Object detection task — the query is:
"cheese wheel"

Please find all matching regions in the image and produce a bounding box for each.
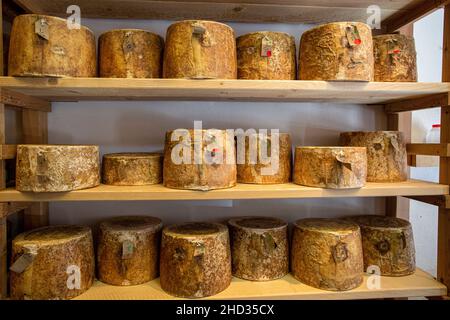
[293,147,367,189]
[97,216,163,286]
[163,20,237,79]
[237,133,292,184]
[160,222,231,298]
[228,217,288,281]
[373,34,417,82]
[102,153,163,186]
[299,22,374,81]
[163,129,237,191]
[8,14,96,77]
[340,131,407,182]
[237,31,296,80]
[99,29,163,78]
[10,225,94,300]
[344,215,415,276]
[291,218,364,291]
[16,145,100,192]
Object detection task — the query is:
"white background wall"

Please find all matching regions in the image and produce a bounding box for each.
[13,13,440,275]
[410,9,443,276]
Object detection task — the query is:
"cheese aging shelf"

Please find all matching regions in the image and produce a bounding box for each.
[75,269,446,300]
[0,180,447,202]
[1,0,450,301]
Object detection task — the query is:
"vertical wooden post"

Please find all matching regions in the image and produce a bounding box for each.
[22,110,49,230]
[0,103,7,299]
[386,113,412,219]
[385,24,413,220]
[0,0,8,299]
[438,4,450,296]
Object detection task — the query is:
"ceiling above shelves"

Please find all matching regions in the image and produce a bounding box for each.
[0,180,447,202]
[1,77,450,104]
[12,0,446,32]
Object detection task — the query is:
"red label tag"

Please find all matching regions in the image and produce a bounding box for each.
[261,36,273,57]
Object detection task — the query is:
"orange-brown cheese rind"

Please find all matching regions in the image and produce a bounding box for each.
[97,216,163,286]
[160,222,232,298]
[228,216,289,281]
[10,225,95,300]
[291,218,364,291]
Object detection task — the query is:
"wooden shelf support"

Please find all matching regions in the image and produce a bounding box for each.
[383,0,450,33]
[0,88,51,112]
[0,144,16,160]
[407,143,450,157]
[384,93,449,113]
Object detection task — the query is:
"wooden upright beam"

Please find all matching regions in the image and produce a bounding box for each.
[386,112,411,220]
[438,4,450,296]
[0,0,8,299]
[385,22,414,221]
[21,109,49,230]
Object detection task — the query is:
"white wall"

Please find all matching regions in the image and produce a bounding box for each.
[409,9,444,276]
[47,19,387,228]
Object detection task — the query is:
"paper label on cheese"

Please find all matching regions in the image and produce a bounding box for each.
[10,253,36,273]
[122,240,134,259]
[345,25,361,47]
[261,36,273,57]
[387,41,402,55]
[35,19,49,40]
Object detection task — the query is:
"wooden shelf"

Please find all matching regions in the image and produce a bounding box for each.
[12,0,430,28]
[1,77,450,104]
[0,180,447,202]
[74,268,446,300]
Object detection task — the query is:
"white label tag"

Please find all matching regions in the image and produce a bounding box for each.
[122,240,134,259]
[35,19,49,40]
[261,37,273,57]
[10,253,36,273]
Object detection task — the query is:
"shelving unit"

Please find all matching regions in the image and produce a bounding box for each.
[1,0,450,300]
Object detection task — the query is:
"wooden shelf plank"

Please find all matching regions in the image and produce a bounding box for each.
[1,77,450,104]
[0,180,447,202]
[13,0,416,24]
[74,268,446,300]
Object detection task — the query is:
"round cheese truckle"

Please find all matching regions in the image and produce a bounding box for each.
[291,218,364,291]
[16,145,100,192]
[340,131,408,182]
[102,153,163,186]
[10,225,95,300]
[293,146,367,189]
[299,22,374,81]
[160,222,231,298]
[97,216,163,286]
[344,215,415,276]
[237,31,296,80]
[228,216,289,281]
[163,20,237,79]
[237,132,292,184]
[163,129,237,191]
[99,29,163,78]
[373,34,417,82]
[9,14,96,77]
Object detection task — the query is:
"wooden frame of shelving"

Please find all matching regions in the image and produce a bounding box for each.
[1,0,450,300]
